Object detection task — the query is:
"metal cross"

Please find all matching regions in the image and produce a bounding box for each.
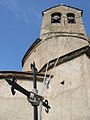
[31,62,38,120]
[5,62,51,120]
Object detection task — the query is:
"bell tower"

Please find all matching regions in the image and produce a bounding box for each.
[40,5,87,40]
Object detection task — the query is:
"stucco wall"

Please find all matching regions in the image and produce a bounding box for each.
[0,79,42,120]
[40,54,90,120]
[22,36,88,72]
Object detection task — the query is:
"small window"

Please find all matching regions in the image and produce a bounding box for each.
[51,12,62,23]
[67,13,76,23]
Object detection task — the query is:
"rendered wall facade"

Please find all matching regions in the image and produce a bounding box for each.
[0,5,90,120]
[22,5,90,120]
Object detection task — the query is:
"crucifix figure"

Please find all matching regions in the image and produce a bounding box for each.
[5,62,51,120]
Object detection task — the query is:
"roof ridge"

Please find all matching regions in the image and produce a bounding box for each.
[42,4,83,16]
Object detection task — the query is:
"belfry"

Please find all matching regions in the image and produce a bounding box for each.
[0,5,90,120]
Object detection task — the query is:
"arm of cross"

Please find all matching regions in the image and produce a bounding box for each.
[5,78,51,112]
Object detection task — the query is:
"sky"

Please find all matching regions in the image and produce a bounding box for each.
[0,0,90,71]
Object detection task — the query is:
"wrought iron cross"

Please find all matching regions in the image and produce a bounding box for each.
[31,62,38,120]
[5,62,51,120]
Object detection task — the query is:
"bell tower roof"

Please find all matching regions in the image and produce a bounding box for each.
[42,4,83,16]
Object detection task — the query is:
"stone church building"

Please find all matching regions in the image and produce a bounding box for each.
[0,4,90,120]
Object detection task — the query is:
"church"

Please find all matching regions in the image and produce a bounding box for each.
[0,4,90,120]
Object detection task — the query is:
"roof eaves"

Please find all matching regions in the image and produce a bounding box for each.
[42,4,83,16]
[0,71,53,81]
[22,38,42,67]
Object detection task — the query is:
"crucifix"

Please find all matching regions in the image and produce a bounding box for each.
[5,62,51,120]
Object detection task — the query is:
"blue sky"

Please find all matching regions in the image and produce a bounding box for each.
[0,0,90,71]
